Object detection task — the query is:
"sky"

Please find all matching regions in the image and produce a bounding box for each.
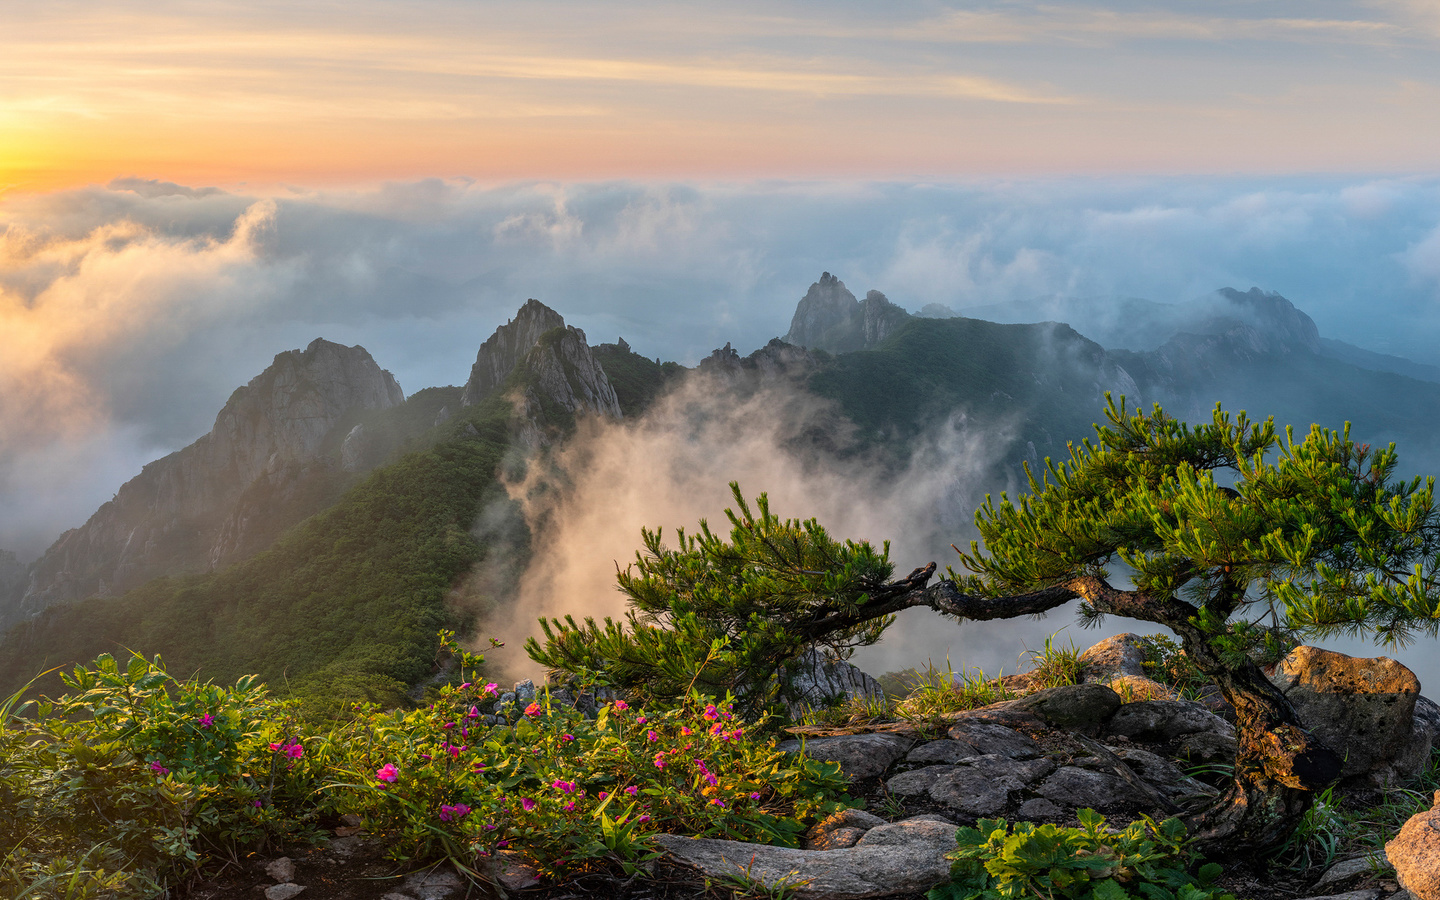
[4,2,1440,675]
[3,1,1440,190]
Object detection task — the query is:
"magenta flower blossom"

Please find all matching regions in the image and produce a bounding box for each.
[598,791,609,800]
[376,763,399,783]
[198,713,214,729]
[612,700,629,711]
[443,721,456,729]
[268,742,281,751]
[149,761,169,774]
[563,801,577,812]
[680,726,692,736]
[561,734,575,742]
[484,683,499,695]
[521,797,536,811]
[551,779,576,793]
[705,773,719,786]
[646,730,659,742]
[750,792,761,800]
[636,716,647,725]
[467,706,480,718]
[524,702,541,717]
[286,743,304,759]
[638,815,651,823]
[703,704,719,721]
[653,752,667,769]
[438,803,472,822]
[459,682,472,690]
[625,785,639,796]
[711,799,726,807]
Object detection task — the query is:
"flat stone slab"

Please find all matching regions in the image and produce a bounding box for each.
[1105,701,1234,742]
[778,733,915,780]
[945,722,1043,760]
[887,765,1018,816]
[1036,766,1146,809]
[655,822,956,900]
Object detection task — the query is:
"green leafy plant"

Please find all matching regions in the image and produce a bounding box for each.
[927,809,1235,900]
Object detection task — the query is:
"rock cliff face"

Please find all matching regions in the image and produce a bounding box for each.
[8,339,403,628]
[460,299,567,407]
[783,274,915,355]
[463,300,622,449]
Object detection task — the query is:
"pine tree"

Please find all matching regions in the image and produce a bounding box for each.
[531,398,1440,852]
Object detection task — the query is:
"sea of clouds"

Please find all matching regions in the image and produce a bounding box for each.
[3,175,1440,561]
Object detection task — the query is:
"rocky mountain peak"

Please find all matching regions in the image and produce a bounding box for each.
[784,272,860,348]
[1210,287,1321,354]
[461,299,568,406]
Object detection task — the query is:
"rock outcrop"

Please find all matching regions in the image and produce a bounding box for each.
[782,649,885,719]
[782,273,912,354]
[10,340,403,627]
[458,299,621,449]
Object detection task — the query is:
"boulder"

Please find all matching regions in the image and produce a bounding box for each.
[887,765,1015,816]
[1105,700,1234,743]
[1011,683,1122,734]
[1036,766,1148,809]
[1017,797,1064,819]
[1079,633,1148,683]
[1174,731,1238,765]
[778,733,914,781]
[1273,646,1421,785]
[1388,792,1440,900]
[1114,747,1214,800]
[1312,853,1393,892]
[785,649,885,719]
[943,722,1044,760]
[1104,674,1180,702]
[265,858,297,883]
[655,819,956,900]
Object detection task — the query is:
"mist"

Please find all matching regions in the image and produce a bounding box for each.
[5,175,1440,557]
[469,371,1133,684]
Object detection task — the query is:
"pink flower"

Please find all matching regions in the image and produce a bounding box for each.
[376,763,399,783]
[459,682,472,690]
[524,702,541,717]
[467,706,480,719]
[705,773,718,786]
[439,803,471,822]
[268,742,281,751]
[286,743,304,759]
[149,761,169,774]
[703,704,718,721]
[484,683,499,695]
[443,721,456,729]
[711,799,726,807]
[612,700,629,711]
[551,779,576,794]
[521,798,536,812]
[636,716,647,725]
[561,734,575,742]
[599,791,609,800]
[563,801,577,812]
[198,713,214,729]
[624,785,639,797]
[653,752,666,769]
[750,792,761,800]
[638,815,651,823]
[646,730,659,742]
[680,726,692,736]
[710,723,725,736]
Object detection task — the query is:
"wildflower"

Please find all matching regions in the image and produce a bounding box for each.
[551,779,576,794]
[563,801,577,812]
[268,742,282,751]
[711,799,726,807]
[420,754,432,761]
[613,699,629,711]
[459,682,472,690]
[253,799,263,807]
[484,683,499,695]
[680,726,692,736]
[484,823,497,831]
[646,730,659,742]
[467,706,480,718]
[637,815,651,824]
[524,702,541,717]
[710,723,725,736]
[703,704,719,721]
[636,716,647,725]
[149,761,169,775]
[443,721,456,729]
[653,752,667,769]
[561,734,575,742]
[439,803,472,822]
[625,785,639,797]
[376,763,399,783]
[448,744,464,759]
[286,743,304,759]
[198,712,215,729]
[521,798,536,811]
[705,773,718,786]
[599,791,609,800]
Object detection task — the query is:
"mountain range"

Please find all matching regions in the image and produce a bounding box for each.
[5,276,1440,700]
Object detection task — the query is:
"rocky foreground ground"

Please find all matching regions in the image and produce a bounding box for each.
[186,635,1440,900]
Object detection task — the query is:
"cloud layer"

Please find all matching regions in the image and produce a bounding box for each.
[3,176,1440,555]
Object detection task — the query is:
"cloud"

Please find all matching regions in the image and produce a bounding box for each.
[3,175,1440,559]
